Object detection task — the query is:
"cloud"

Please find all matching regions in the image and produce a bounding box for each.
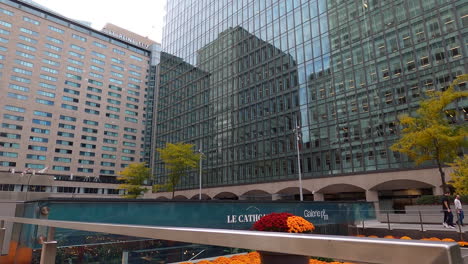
[33,0,165,42]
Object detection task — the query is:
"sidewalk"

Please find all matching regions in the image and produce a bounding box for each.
[363,219,468,232]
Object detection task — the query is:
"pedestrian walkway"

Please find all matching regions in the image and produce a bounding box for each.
[363,219,468,232]
[360,219,468,263]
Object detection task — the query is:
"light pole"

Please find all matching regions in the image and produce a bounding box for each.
[198,149,204,200]
[293,119,303,201]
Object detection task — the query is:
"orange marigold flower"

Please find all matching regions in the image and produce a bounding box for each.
[400,236,412,240]
[247,251,260,258]
[230,260,247,264]
[287,216,315,233]
[309,260,325,264]
[230,254,250,263]
[212,256,231,264]
[458,241,468,247]
[429,237,441,241]
[245,251,261,264]
[383,235,395,239]
[442,238,456,242]
[196,261,212,264]
[248,258,261,264]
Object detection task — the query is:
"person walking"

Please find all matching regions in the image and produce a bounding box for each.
[455,195,464,226]
[442,191,455,228]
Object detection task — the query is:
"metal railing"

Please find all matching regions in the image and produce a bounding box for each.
[372,209,465,232]
[0,216,464,264]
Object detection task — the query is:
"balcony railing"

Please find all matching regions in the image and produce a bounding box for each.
[0,216,463,264]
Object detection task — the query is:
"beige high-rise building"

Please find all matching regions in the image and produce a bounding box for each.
[0,0,160,199]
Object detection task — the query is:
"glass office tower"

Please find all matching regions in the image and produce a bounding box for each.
[155,0,467,190]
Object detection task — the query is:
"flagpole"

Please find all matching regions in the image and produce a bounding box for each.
[295,119,303,201]
[198,149,204,200]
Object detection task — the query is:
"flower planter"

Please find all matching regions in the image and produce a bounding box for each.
[259,251,309,264]
[253,213,315,264]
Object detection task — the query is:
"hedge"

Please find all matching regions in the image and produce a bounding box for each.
[415,195,468,205]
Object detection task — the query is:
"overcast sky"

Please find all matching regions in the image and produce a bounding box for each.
[32,0,166,43]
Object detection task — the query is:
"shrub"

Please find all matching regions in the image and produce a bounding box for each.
[311,257,335,262]
[415,195,468,205]
[415,195,440,205]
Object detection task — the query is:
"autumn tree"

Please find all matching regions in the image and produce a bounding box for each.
[450,155,468,195]
[154,142,201,198]
[117,162,151,198]
[391,74,468,192]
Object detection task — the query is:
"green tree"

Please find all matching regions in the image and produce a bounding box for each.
[391,74,468,192]
[117,162,151,198]
[450,155,468,195]
[154,142,201,198]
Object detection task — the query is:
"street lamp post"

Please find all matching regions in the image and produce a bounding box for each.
[294,119,303,202]
[198,149,204,200]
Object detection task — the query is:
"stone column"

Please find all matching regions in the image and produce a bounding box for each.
[365,190,378,202]
[239,194,249,201]
[366,190,381,221]
[433,186,444,196]
[271,194,281,201]
[313,192,324,201]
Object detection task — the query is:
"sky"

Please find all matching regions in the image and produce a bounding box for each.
[32,0,166,43]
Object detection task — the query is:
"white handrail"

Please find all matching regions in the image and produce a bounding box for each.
[0,216,463,264]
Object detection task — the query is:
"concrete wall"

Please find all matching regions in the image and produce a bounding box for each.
[146,168,445,203]
[0,167,448,203]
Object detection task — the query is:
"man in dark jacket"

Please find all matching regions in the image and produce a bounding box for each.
[442,191,455,228]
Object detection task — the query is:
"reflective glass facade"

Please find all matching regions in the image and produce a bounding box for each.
[155,0,468,189]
